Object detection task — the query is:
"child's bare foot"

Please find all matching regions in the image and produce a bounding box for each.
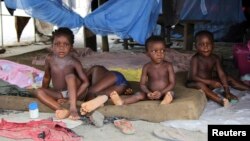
[57,98,68,105]
[222,98,231,108]
[80,95,108,115]
[110,91,123,105]
[160,91,174,105]
[68,108,80,120]
[55,109,70,119]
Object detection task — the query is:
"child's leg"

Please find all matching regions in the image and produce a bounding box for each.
[110,91,146,105]
[35,88,70,119]
[35,88,63,110]
[65,74,80,120]
[186,81,229,107]
[227,75,250,90]
[99,84,128,97]
[160,91,174,105]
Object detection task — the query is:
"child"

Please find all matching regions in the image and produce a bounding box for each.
[86,65,132,100]
[35,27,89,120]
[110,36,176,105]
[80,65,132,115]
[186,30,250,107]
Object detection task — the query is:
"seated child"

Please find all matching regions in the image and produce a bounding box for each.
[35,27,89,120]
[110,35,176,105]
[186,30,250,107]
[80,65,132,115]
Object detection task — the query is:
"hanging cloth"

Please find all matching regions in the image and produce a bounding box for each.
[4,0,161,44]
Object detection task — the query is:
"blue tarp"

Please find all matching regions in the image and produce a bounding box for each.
[180,0,245,24]
[4,0,84,30]
[4,0,246,42]
[84,0,161,44]
[5,0,161,44]
[180,0,246,40]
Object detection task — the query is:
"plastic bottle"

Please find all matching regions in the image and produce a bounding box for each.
[29,102,39,119]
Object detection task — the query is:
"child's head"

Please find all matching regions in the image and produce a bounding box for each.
[51,27,74,58]
[194,30,214,57]
[145,36,166,64]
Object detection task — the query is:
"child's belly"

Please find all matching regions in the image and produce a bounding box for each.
[51,76,67,91]
[148,81,168,92]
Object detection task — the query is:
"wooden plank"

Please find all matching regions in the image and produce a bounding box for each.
[102,36,109,52]
[84,27,97,51]
[183,22,194,51]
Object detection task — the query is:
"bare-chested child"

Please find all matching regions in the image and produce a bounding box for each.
[35,27,89,120]
[186,30,250,107]
[110,36,176,105]
[80,65,132,115]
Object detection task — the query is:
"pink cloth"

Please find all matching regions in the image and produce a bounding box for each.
[0,59,43,88]
[0,119,82,141]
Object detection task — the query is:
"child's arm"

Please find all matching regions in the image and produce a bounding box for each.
[161,63,176,94]
[215,56,230,93]
[74,60,89,97]
[42,56,51,88]
[140,64,151,94]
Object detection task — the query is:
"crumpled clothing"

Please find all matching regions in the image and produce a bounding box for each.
[0,119,82,141]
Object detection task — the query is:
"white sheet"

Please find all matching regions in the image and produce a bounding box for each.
[161,88,250,133]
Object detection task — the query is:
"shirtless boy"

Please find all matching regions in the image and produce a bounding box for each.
[35,27,89,120]
[186,30,250,107]
[110,36,176,105]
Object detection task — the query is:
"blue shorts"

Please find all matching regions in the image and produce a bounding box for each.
[112,71,128,86]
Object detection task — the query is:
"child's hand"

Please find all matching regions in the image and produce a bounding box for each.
[57,98,68,105]
[152,91,162,100]
[147,91,162,100]
[147,92,155,100]
[210,80,222,88]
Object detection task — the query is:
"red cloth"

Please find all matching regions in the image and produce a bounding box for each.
[0,119,82,141]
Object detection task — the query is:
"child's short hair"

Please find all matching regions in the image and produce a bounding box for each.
[195,30,214,43]
[52,27,74,45]
[145,35,166,51]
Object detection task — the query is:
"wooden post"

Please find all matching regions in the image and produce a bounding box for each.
[102,36,109,52]
[83,0,99,51]
[183,22,194,51]
[83,0,109,52]
[84,27,97,51]
[98,0,109,52]
[123,39,128,50]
